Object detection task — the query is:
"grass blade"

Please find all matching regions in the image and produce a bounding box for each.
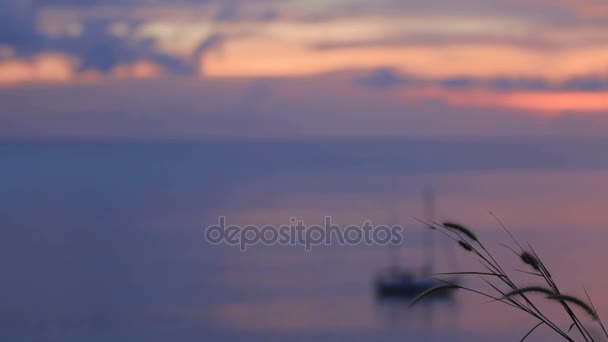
[521,321,544,342]
[410,284,460,307]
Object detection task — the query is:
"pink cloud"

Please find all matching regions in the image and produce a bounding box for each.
[111,60,165,80]
[555,0,608,17]
[0,55,167,86]
[0,53,79,86]
[401,87,608,114]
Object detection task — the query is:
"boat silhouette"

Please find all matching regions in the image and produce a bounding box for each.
[375,187,458,298]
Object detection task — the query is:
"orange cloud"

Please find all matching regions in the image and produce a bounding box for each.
[0,53,79,85]
[403,87,608,114]
[0,54,166,86]
[204,39,608,79]
[501,92,608,112]
[556,0,608,17]
[80,69,105,82]
[111,60,165,79]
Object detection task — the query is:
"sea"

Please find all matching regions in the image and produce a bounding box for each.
[1,138,608,341]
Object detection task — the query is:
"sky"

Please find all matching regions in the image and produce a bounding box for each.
[2,0,608,139]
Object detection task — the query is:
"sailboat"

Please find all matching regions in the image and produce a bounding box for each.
[375,187,458,298]
[375,268,445,297]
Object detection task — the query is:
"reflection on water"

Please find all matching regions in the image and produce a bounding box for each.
[1,140,607,341]
[375,296,459,331]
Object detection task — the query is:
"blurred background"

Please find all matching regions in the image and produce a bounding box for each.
[2,0,608,341]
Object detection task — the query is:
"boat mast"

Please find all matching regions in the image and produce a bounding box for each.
[422,186,436,275]
[389,209,400,272]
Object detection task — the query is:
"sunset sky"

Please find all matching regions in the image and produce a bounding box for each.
[2,0,608,139]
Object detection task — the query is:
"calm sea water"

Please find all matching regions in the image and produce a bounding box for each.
[1,139,608,341]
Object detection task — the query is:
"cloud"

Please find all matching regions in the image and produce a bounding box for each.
[498,92,608,112]
[2,0,608,85]
[489,77,551,91]
[553,0,608,18]
[111,60,165,79]
[0,53,79,85]
[194,34,225,75]
[0,1,235,80]
[439,77,476,89]
[353,68,608,113]
[42,19,193,74]
[355,68,608,93]
[215,0,240,21]
[0,52,168,86]
[559,75,608,91]
[356,67,412,88]
[397,86,608,114]
[0,3,202,76]
[204,35,608,79]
